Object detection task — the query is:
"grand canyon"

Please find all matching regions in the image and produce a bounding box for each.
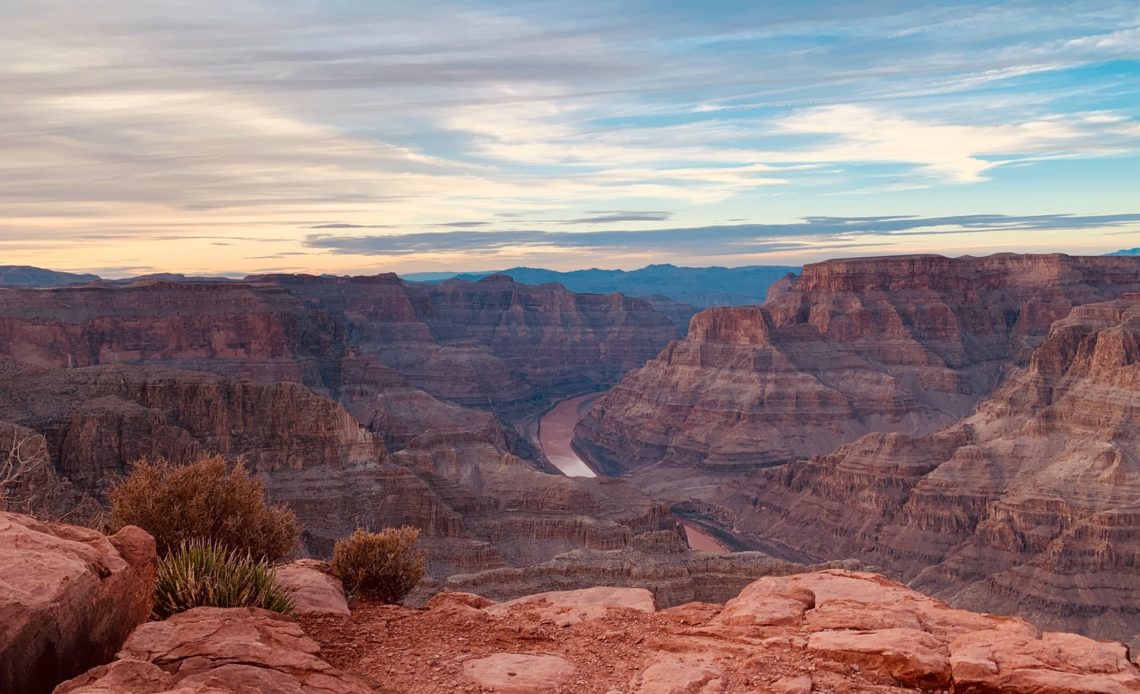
[3,252,1140,692]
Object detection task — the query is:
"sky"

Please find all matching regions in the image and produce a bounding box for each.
[2,0,1139,276]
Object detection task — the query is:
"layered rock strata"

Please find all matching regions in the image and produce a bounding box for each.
[722,295,1140,643]
[577,254,1140,471]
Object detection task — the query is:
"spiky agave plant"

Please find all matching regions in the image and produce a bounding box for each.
[153,538,294,619]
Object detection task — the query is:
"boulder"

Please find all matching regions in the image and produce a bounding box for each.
[713,576,815,628]
[950,629,1140,693]
[275,560,350,617]
[55,606,371,693]
[0,512,156,694]
[807,627,952,689]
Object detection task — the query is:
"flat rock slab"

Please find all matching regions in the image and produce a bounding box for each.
[462,653,576,693]
[635,659,723,693]
[275,560,350,616]
[56,606,371,694]
[484,585,656,621]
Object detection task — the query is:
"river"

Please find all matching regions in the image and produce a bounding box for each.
[536,393,729,553]
[536,393,599,478]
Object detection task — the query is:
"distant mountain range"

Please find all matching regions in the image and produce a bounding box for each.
[0,266,99,287]
[403,264,800,307]
[1111,248,1140,256]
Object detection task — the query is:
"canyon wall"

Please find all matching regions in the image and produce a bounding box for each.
[0,275,679,575]
[724,295,1140,642]
[576,254,1140,472]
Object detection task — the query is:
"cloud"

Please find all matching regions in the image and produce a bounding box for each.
[307,223,396,229]
[304,213,1140,256]
[2,1,1139,273]
[561,211,673,224]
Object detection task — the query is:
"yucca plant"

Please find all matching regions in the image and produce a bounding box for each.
[153,538,295,619]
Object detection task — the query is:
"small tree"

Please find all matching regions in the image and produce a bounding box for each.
[0,427,50,512]
[332,527,425,603]
[109,454,299,561]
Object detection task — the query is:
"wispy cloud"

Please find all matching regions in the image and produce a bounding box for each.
[2,1,1139,273]
[305,213,1140,256]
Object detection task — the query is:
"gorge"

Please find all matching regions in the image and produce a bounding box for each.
[2,253,1139,661]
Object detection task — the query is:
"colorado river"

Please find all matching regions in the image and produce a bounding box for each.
[537,393,730,553]
[537,393,599,478]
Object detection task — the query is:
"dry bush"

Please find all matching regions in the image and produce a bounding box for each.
[0,426,50,512]
[109,454,299,561]
[153,538,294,619]
[332,527,425,603]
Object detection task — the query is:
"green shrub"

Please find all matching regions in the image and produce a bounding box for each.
[109,454,299,561]
[332,527,425,603]
[153,538,294,619]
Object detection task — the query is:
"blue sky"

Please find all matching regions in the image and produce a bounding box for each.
[2,0,1138,275]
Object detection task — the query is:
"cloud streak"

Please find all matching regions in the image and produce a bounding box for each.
[2,1,1138,273]
[305,213,1140,256]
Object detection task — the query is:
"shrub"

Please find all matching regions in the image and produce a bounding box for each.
[153,538,294,619]
[332,527,425,603]
[109,454,299,561]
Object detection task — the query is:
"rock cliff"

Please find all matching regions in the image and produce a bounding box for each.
[675,295,1140,643]
[576,254,1140,472]
[0,274,680,574]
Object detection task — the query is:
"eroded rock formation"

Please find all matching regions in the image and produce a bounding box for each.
[725,295,1140,643]
[577,254,1140,472]
[0,513,156,694]
[55,607,372,694]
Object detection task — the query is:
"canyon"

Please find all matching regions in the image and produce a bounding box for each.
[2,252,1139,657]
[574,253,1140,644]
[0,273,679,577]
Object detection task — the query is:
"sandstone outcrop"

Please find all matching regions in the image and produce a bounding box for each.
[302,569,1140,693]
[577,253,1140,472]
[55,607,372,694]
[702,295,1140,643]
[0,512,156,694]
[275,560,351,617]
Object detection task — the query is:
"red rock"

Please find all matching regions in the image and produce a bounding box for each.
[807,628,952,688]
[0,513,156,694]
[713,576,815,627]
[57,607,371,694]
[275,560,350,617]
[950,629,1140,693]
[634,658,722,693]
[461,653,576,693]
[483,585,656,621]
[427,591,495,610]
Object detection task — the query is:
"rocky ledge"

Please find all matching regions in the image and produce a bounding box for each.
[303,569,1140,693]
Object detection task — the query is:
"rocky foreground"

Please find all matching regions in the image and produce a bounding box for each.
[6,511,1140,693]
[57,570,1140,693]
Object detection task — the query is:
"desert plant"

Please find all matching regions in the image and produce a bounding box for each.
[332,526,425,603]
[152,538,294,619]
[108,454,299,560]
[0,426,50,512]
